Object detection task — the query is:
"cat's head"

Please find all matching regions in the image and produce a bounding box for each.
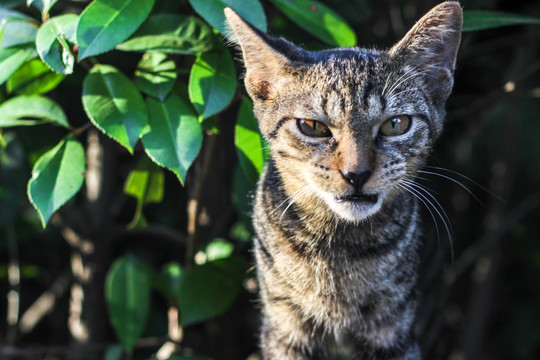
[225,2,462,222]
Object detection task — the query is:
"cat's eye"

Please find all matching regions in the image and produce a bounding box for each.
[297,119,332,138]
[379,115,411,137]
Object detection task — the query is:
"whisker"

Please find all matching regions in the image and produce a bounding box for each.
[271,185,308,215]
[400,180,454,259]
[278,185,311,224]
[424,166,506,203]
[397,183,441,244]
[418,170,483,206]
[402,179,453,235]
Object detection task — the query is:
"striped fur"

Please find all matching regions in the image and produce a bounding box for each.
[225,2,462,359]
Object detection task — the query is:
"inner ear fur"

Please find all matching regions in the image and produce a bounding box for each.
[388,1,463,103]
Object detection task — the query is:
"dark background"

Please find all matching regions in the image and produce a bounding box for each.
[1,0,539,359]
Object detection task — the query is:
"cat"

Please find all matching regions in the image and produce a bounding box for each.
[225,2,462,359]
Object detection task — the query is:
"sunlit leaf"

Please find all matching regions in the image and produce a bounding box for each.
[82,64,147,153]
[142,95,203,185]
[235,97,266,184]
[177,256,244,326]
[189,48,236,121]
[269,0,356,46]
[135,52,176,101]
[27,135,85,227]
[0,17,37,49]
[123,155,165,228]
[105,253,151,355]
[463,10,540,31]
[76,0,155,60]
[117,14,215,54]
[188,0,266,34]
[0,48,31,85]
[205,238,234,262]
[35,14,77,74]
[7,59,64,94]
[27,0,59,16]
[0,95,69,128]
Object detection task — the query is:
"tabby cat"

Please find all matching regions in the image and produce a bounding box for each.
[225,2,462,359]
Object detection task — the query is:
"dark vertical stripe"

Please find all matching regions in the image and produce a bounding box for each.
[268,117,290,139]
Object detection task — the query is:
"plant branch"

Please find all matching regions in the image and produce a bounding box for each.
[185,131,218,269]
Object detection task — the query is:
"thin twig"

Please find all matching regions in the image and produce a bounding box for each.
[19,270,72,334]
[6,221,19,345]
[185,132,218,269]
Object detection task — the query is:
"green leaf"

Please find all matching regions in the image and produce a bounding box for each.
[235,97,266,184]
[153,262,183,301]
[205,238,234,262]
[104,344,124,360]
[142,95,203,185]
[123,155,165,228]
[177,256,244,326]
[0,8,33,22]
[36,14,77,74]
[463,10,540,31]
[105,254,152,355]
[116,14,215,54]
[0,95,69,128]
[7,59,65,95]
[188,49,236,121]
[269,0,356,46]
[135,52,176,101]
[0,48,31,86]
[82,64,148,153]
[27,134,85,227]
[231,164,255,226]
[28,0,59,16]
[76,0,155,60]
[188,0,266,35]
[0,18,37,49]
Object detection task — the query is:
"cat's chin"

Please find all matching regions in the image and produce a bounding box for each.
[320,191,386,222]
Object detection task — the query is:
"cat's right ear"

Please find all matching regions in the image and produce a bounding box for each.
[224,8,295,101]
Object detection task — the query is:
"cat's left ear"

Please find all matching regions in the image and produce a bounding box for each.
[389,2,462,104]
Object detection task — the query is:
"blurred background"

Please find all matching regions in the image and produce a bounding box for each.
[0,0,539,359]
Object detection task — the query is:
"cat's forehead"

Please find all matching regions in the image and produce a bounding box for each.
[292,49,389,125]
[310,48,385,77]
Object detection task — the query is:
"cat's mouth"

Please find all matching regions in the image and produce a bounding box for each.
[335,193,379,204]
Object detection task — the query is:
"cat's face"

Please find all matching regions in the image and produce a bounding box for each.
[225,2,462,222]
[255,52,438,221]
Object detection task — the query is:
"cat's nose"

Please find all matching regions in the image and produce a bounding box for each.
[340,170,372,191]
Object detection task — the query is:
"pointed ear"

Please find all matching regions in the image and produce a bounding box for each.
[388,2,462,104]
[224,7,300,101]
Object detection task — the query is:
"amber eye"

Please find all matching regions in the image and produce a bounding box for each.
[379,115,412,137]
[297,119,332,138]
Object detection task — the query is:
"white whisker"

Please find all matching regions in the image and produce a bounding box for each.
[423,166,506,203]
[278,185,311,224]
[400,179,454,259]
[418,169,483,206]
